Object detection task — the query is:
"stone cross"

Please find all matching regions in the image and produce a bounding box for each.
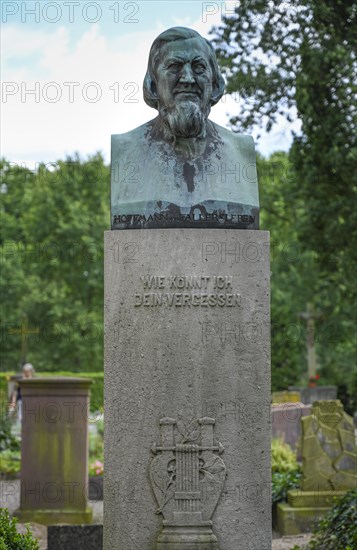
[298,302,322,380]
[8,314,39,365]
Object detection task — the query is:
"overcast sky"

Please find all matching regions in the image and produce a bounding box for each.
[1,1,301,168]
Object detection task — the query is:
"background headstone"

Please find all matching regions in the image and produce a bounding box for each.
[288,386,337,405]
[14,377,93,524]
[276,399,356,535]
[272,391,301,403]
[271,403,312,458]
[300,400,356,491]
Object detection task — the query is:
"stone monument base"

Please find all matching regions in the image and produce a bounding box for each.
[47,524,103,550]
[275,489,346,535]
[14,508,93,526]
[157,522,218,549]
[104,229,271,550]
[16,378,93,527]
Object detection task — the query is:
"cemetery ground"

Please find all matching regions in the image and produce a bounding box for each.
[0,479,314,550]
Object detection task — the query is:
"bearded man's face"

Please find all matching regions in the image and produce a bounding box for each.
[154,38,213,138]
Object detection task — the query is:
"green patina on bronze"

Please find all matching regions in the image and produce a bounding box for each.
[111,27,259,230]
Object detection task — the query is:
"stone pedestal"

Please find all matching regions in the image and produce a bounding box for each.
[15,377,93,525]
[104,229,271,550]
[47,525,103,550]
[276,489,346,535]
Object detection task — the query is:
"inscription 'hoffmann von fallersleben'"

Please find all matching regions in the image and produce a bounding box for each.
[134,274,241,307]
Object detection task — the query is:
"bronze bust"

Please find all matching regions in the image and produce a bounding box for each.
[111,27,259,229]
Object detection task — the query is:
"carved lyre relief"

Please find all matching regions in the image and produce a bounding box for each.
[149,417,226,549]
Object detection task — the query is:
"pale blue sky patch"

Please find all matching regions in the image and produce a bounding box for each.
[1,1,298,166]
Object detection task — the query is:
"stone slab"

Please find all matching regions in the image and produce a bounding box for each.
[47,524,103,550]
[288,386,337,405]
[287,489,347,508]
[104,229,271,550]
[88,476,103,501]
[15,377,93,524]
[276,502,330,536]
[272,391,301,404]
[14,508,93,526]
[271,403,311,458]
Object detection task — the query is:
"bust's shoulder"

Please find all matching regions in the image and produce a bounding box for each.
[111,119,155,145]
[210,121,255,152]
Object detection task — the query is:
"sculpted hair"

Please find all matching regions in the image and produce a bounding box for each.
[143,27,225,109]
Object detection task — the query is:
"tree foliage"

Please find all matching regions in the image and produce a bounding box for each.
[212,1,356,397]
[0,151,355,402]
[308,489,357,549]
[1,3,356,392]
[0,156,109,372]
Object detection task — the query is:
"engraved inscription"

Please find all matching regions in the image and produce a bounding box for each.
[134,275,241,308]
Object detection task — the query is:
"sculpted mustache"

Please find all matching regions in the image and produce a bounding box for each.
[174,87,201,95]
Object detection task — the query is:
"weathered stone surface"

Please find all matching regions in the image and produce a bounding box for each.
[14,378,93,525]
[276,400,357,534]
[301,434,322,460]
[301,415,318,438]
[288,386,337,405]
[88,476,103,501]
[320,438,342,460]
[341,413,354,430]
[316,423,341,446]
[47,524,103,550]
[338,428,355,452]
[330,471,357,489]
[287,489,346,508]
[272,391,301,403]
[333,451,356,472]
[104,229,271,550]
[300,400,357,491]
[276,502,330,536]
[301,474,332,492]
[271,403,311,459]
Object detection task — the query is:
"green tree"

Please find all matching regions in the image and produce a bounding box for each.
[0,161,35,369]
[212,1,357,395]
[257,151,316,389]
[0,155,109,373]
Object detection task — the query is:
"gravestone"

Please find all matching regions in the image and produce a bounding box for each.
[271,403,311,458]
[14,377,93,524]
[288,385,337,405]
[104,27,271,549]
[276,400,357,534]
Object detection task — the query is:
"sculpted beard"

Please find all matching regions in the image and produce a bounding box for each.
[159,100,210,138]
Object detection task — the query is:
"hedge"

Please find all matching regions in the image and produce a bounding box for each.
[0,371,103,413]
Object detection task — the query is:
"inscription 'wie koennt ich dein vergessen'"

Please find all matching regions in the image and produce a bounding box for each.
[134,275,241,307]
